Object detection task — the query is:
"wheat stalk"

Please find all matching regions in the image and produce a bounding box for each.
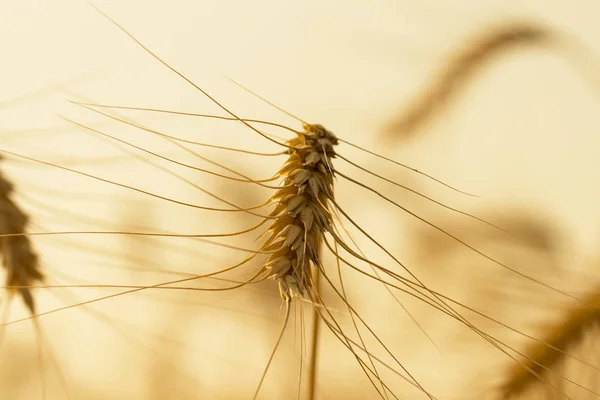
[384,24,553,140]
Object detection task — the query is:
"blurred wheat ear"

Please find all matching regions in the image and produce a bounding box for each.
[384,23,553,140]
[0,156,43,313]
[500,284,600,399]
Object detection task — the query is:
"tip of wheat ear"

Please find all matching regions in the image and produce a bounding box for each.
[0,162,43,314]
[257,124,337,300]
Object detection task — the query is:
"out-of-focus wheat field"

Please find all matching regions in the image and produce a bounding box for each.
[1,1,599,399]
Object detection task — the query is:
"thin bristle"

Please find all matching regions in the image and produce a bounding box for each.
[0,156,43,313]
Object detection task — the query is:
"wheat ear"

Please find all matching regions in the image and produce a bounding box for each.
[0,156,43,314]
[257,124,337,300]
[247,124,337,399]
[500,287,600,398]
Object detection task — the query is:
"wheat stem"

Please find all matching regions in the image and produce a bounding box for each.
[307,267,321,400]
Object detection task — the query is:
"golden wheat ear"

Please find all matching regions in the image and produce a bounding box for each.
[0,156,43,314]
[500,285,600,399]
[0,157,57,398]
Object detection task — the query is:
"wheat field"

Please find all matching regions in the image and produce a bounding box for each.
[1,1,600,399]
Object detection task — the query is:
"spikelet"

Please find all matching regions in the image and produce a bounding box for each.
[257,124,337,300]
[0,156,43,313]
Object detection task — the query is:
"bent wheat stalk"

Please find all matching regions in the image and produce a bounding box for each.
[385,24,553,139]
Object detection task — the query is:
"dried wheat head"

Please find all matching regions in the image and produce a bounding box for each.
[258,124,337,300]
[0,158,43,313]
